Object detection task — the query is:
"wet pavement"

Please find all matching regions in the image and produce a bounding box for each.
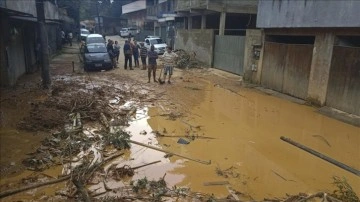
[0,36,359,201]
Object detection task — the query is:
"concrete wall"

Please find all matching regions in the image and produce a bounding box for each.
[0,16,10,86]
[257,0,360,28]
[2,21,27,86]
[3,0,37,16]
[243,29,262,82]
[126,10,147,28]
[307,33,335,105]
[44,1,60,20]
[46,24,61,55]
[176,0,258,13]
[174,29,214,66]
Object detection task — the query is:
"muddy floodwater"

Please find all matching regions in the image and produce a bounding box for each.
[1,37,359,201]
[140,79,360,199]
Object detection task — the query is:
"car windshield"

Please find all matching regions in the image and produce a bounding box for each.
[150,39,163,45]
[81,30,90,34]
[87,37,104,44]
[121,28,127,31]
[86,44,107,53]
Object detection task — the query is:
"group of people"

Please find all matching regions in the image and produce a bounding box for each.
[117,38,178,84]
[60,30,73,46]
[106,39,121,68]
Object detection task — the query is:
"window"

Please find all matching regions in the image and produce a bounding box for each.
[150,39,163,45]
[86,44,107,53]
[87,37,105,44]
[266,35,315,44]
[81,30,90,34]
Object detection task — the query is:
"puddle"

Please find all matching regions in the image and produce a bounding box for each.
[1,72,359,201]
[87,106,185,194]
[145,82,360,200]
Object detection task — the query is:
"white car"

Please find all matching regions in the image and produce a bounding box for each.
[80,28,90,41]
[144,37,167,55]
[86,34,105,44]
[120,28,138,38]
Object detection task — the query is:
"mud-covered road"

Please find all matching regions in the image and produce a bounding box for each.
[0,36,359,201]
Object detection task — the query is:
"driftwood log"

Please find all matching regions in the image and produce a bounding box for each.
[0,175,70,198]
[280,136,360,176]
[0,153,124,199]
[128,140,211,165]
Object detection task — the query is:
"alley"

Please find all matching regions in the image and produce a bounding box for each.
[0,36,358,201]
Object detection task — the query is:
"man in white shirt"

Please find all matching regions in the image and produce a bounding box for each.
[61,30,65,45]
[160,46,178,84]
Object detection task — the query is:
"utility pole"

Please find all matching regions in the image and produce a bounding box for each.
[96,3,100,34]
[35,0,51,88]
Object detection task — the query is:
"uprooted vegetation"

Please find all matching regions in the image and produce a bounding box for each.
[174,49,206,69]
[17,79,134,131]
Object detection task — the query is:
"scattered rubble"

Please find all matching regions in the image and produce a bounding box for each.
[174,49,205,69]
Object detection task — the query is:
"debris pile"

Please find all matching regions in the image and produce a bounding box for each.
[174,49,204,69]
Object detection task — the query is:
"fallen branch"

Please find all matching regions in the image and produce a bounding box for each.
[86,152,124,182]
[128,140,211,165]
[0,175,70,198]
[132,160,161,170]
[100,113,109,128]
[203,181,229,186]
[298,192,342,202]
[157,134,216,140]
[280,136,360,176]
[271,170,287,181]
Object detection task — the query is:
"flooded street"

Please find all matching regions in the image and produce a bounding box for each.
[146,79,360,199]
[0,36,359,201]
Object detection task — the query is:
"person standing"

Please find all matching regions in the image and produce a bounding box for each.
[132,40,140,68]
[114,41,120,64]
[67,31,73,46]
[160,46,178,84]
[61,30,65,45]
[123,40,133,70]
[147,45,158,83]
[107,40,116,68]
[139,42,147,70]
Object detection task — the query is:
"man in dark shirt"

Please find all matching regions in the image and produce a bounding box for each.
[147,45,158,83]
[106,40,116,68]
[123,40,133,70]
[139,42,147,70]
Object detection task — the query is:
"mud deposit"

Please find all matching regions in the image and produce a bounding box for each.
[0,38,359,201]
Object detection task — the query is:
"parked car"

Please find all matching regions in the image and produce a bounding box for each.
[144,37,167,55]
[86,34,105,44]
[120,27,138,38]
[83,43,112,71]
[145,35,160,39]
[80,28,90,41]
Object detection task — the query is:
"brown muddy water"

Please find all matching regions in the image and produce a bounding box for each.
[1,75,359,201]
[85,79,360,200]
[143,81,360,199]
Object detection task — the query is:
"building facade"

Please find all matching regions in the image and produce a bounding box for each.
[146,0,177,47]
[249,0,360,116]
[0,0,74,86]
[173,0,259,72]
